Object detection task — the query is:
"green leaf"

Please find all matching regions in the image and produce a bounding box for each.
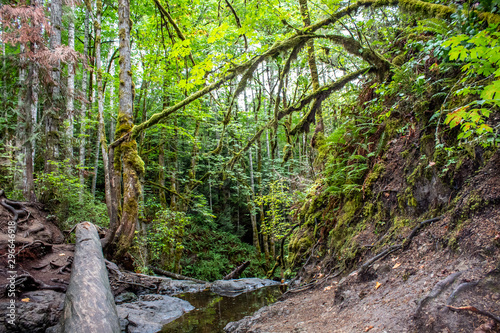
[480,80,500,100]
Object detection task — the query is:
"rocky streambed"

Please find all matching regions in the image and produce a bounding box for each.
[0,277,282,333]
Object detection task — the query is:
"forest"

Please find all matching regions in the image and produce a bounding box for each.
[1,0,499,289]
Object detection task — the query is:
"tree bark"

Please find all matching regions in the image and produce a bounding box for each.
[15,44,26,196]
[103,0,144,261]
[60,222,120,333]
[298,0,324,148]
[79,7,90,201]
[65,5,75,162]
[45,0,62,172]
[95,0,113,220]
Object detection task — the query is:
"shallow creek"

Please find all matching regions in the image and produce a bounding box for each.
[161,285,285,332]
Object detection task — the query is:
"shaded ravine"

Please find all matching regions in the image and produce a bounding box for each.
[161,285,285,332]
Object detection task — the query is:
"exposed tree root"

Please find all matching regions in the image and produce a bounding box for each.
[446,281,479,305]
[415,271,462,315]
[446,305,500,324]
[12,273,67,293]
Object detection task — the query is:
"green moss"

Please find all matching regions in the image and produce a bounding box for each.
[400,149,411,160]
[407,191,417,207]
[432,146,447,168]
[364,163,386,196]
[392,53,406,66]
[373,200,388,222]
[363,202,375,217]
[384,118,402,138]
[478,11,500,25]
[338,195,362,226]
[407,162,425,186]
[119,29,126,41]
[393,216,410,230]
[398,0,454,19]
[122,140,145,175]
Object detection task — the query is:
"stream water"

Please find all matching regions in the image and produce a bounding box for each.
[160,285,285,332]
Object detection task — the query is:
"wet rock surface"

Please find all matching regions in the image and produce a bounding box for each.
[0,290,64,333]
[116,294,194,333]
[211,278,280,297]
[158,278,208,296]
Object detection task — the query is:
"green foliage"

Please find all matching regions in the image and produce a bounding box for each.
[441,25,500,145]
[148,208,190,272]
[180,224,265,281]
[35,161,109,230]
[255,178,294,239]
[320,116,376,197]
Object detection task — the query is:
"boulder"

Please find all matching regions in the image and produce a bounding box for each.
[114,292,138,305]
[211,278,279,297]
[117,294,194,333]
[157,278,208,296]
[0,290,64,333]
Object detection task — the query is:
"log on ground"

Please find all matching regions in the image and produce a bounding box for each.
[59,222,120,333]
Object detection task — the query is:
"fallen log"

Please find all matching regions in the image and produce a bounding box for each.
[224,261,250,280]
[59,222,120,333]
[148,266,209,284]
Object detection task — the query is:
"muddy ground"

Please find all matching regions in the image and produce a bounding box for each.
[227,210,500,332]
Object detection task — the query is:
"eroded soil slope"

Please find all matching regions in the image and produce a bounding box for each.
[226,150,500,333]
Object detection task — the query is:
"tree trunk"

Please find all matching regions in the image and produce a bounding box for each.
[79,7,90,201]
[65,5,75,162]
[15,44,26,195]
[60,222,120,333]
[248,147,261,251]
[170,120,178,210]
[24,62,37,202]
[104,0,144,261]
[298,0,324,147]
[108,47,116,140]
[95,0,112,219]
[91,85,100,199]
[45,0,62,172]
[158,133,167,209]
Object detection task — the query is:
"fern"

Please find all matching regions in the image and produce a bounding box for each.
[408,18,451,36]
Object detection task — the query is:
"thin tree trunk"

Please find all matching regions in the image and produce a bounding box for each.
[248,147,260,252]
[65,5,75,162]
[25,60,38,202]
[108,48,116,139]
[45,0,62,172]
[158,134,166,209]
[79,8,90,201]
[170,121,178,210]
[15,44,26,195]
[91,85,100,198]
[95,0,112,219]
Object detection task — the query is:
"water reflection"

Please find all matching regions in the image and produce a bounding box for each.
[161,285,284,333]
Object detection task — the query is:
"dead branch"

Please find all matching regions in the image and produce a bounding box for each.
[148,266,209,284]
[224,261,250,280]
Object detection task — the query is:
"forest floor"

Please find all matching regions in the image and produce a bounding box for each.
[226,150,500,333]
[227,210,500,332]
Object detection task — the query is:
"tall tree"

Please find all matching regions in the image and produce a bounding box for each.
[65,4,75,161]
[45,0,62,172]
[103,0,144,260]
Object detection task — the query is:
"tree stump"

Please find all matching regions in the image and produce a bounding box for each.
[60,222,120,333]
